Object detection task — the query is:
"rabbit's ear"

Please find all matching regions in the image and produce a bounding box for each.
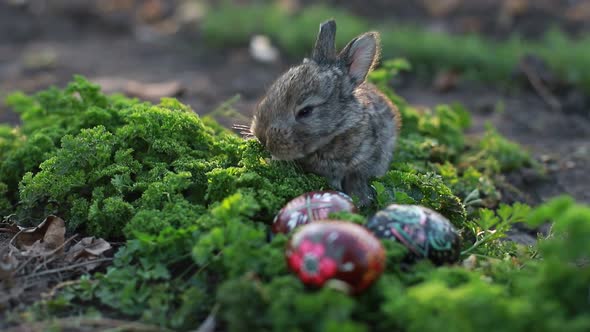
[339,32,380,87]
[311,19,337,64]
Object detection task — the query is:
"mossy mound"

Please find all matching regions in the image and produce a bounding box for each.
[3,77,327,239]
[2,75,588,331]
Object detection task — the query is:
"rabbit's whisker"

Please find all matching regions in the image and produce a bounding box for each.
[232,124,252,130]
[231,123,255,139]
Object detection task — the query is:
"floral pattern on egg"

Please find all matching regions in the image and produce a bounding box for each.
[286,221,385,294]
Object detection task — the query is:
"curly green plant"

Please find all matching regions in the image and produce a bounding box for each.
[3,75,579,332]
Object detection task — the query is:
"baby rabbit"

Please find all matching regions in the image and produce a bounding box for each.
[250,19,401,207]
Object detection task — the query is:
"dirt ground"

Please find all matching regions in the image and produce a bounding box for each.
[0,0,589,324]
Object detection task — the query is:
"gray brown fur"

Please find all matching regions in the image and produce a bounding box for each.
[250,19,401,206]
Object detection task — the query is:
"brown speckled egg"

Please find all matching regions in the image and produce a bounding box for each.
[286,221,385,294]
[366,204,461,265]
[272,191,357,234]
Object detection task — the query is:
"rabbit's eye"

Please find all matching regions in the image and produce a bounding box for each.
[296,106,314,119]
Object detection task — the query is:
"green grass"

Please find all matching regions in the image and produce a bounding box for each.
[202,2,590,91]
[1,73,588,330]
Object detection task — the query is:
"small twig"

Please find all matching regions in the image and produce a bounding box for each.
[8,228,26,249]
[173,263,199,283]
[461,232,497,256]
[520,60,562,111]
[194,250,225,277]
[13,234,80,276]
[31,255,59,274]
[192,304,220,332]
[6,317,174,332]
[42,278,95,299]
[469,253,501,261]
[46,234,79,256]
[20,257,113,280]
[164,251,193,269]
[33,234,80,270]
[11,255,36,276]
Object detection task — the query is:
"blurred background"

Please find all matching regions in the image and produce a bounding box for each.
[0,0,589,202]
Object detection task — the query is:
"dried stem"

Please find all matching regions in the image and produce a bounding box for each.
[520,60,562,111]
[19,257,113,280]
[42,278,95,299]
[13,234,80,276]
[6,317,174,332]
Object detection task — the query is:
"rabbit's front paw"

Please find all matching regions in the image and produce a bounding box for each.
[328,177,344,191]
[343,172,375,207]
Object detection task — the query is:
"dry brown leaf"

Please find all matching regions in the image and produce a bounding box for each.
[125,80,184,99]
[502,0,529,17]
[66,237,112,262]
[421,0,461,17]
[0,222,20,234]
[278,0,301,14]
[91,77,184,100]
[175,0,207,24]
[13,215,65,255]
[89,77,128,94]
[138,0,167,23]
[65,237,112,272]
[43,216,66,251]
[433,70,460,92]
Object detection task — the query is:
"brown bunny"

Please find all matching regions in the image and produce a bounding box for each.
[250,19,401,206]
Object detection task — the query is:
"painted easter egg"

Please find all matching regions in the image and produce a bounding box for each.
[286,221,385,294]
[366,204,461,265]
[272,191,357,234]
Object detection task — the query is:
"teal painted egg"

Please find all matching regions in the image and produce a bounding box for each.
[366,204,461,265]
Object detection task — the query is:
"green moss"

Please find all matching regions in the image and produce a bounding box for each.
[4,76,588,331]
[373,170,466,226]
[462,125,535,173]
[205,140,327,219]
[124,200,206,237]
[10,80,320,237]
[369,60,523,210]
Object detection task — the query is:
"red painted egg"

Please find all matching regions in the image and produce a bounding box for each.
[272,191,357,234]
[286,221,385,294]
